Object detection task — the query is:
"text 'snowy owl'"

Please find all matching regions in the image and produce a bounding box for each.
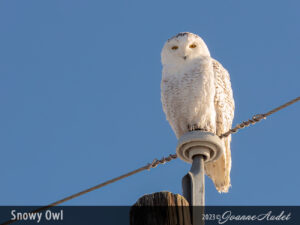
[161,32,235,192]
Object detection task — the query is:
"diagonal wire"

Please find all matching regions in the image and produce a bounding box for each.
[1,96,299,225]
[220,96,300,138]
[1,154,178,225]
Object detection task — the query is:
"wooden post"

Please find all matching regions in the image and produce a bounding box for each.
[130,191,192,225]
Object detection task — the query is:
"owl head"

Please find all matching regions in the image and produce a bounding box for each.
[161,32,210,66]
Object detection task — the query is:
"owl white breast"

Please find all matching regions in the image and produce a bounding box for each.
[161,32,235,192]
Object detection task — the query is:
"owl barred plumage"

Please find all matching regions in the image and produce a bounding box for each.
[161,32,235,192]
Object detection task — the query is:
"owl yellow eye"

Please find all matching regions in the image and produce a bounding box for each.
[171,46,178,50]
[189,44,197,48]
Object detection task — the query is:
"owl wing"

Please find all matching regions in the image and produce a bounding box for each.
[205,59,235,193]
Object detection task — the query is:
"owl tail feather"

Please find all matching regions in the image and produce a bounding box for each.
[205,136,232,193]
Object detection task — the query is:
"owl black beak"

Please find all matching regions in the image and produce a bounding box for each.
[183,56,188,60]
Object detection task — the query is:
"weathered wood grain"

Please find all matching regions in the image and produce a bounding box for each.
[130,191,191,225]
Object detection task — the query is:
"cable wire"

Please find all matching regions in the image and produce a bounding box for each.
[1,154,178,225]
[220,96,300,138]
[1,96,299,225]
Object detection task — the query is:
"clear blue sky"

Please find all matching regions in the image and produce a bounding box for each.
[0,0,299,206]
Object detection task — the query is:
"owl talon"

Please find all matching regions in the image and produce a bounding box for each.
[188,124,208,132]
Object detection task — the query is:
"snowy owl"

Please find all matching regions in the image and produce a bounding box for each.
[161,32,235,192]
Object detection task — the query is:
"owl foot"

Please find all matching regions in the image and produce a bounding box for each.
[188,124,209,132]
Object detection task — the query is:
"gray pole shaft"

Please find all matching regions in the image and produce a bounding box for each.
[191,155,205,225]
[191,155,205,206]
[182,154,205,225]
[178,131,224,225]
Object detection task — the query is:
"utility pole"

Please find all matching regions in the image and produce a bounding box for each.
[178,130,224,225]
[131,131,224,225]
[130,192,191,225]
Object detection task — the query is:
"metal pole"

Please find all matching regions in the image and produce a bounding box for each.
[182,155,205,225]
[191,155,205,206]
[177,131,224,225]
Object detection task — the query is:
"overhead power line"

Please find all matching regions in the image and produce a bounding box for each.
[220,96,300,138]
[1,96,299,225]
